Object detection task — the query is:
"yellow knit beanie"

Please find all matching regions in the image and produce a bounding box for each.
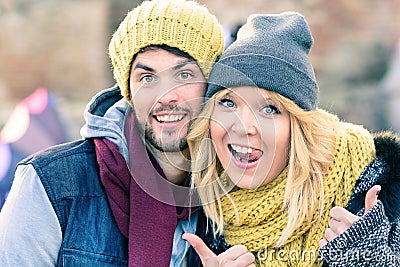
[108,0,225,102]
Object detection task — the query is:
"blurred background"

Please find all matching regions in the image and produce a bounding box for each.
[1,0,399,206]
[1,0,400,137]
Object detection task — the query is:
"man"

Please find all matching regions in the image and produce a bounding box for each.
[0,0,224,266]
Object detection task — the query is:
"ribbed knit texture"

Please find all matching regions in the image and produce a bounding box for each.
[108,0,224,102]
[220,121,375,266]
[206,12,318,111]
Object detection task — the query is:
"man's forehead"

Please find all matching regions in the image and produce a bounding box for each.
[132,56,198,73]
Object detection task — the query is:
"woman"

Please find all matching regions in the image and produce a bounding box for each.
[185,12,400,266]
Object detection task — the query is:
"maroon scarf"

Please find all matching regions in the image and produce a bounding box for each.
[94,114,193,266]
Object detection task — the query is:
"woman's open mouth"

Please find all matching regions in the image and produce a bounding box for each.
[228,144,263,166]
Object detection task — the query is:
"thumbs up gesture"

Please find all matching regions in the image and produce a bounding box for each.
[182,233,256,267]
[364,184,381,213]
[318,185,381,248]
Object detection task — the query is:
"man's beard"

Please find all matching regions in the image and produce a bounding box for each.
[133,110,190,153]
[143,124,189,152]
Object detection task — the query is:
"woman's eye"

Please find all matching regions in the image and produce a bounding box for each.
[141,75,155,84]
[179,72,192,80]
[219,99,235,108]
[262,105,280,115]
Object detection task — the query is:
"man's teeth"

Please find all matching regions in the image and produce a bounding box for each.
[156,115,184,122]
[231,144,253,154]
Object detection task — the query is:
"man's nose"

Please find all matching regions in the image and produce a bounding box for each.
[157,85,180,105]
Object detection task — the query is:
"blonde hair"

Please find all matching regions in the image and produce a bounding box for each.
[187,89,338,246]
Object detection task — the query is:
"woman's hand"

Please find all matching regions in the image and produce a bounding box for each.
[183,233,256,267]
[318,185,381,248]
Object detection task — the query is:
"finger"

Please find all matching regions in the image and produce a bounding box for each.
[182,233,217,266]
[235,252,255,266]
[324,228,337,242]
[318,238,328,248]
[219,245,249,261]
[218,247,255,266]
[219,254,255,267]
[365,185,381,214]
[328,218,350,235]
[330,206,359,225]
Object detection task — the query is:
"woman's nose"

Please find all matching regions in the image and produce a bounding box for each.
[231,108,258,136]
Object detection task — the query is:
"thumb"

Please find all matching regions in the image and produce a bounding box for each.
[364,185,381,214]
[182,233,218,266]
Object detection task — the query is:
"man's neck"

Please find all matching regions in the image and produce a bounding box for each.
[147,145,190,185]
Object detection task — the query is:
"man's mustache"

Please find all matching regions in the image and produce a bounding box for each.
[151,105,190,114]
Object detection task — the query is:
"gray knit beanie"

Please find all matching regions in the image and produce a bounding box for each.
[206,12,319,110]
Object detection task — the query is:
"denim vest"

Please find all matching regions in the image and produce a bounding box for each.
[21,139,128,266]
[21,139,210,266]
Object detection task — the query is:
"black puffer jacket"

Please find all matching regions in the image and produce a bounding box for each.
[319,132,400,266]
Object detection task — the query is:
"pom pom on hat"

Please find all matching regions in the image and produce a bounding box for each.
[206,12,319,111]
[109,0,225,102]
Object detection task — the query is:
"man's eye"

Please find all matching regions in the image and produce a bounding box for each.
[179,72,192,80]
[141,75,155,84]
[219,99,235,108]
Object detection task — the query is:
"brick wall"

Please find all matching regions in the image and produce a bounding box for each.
[0,0,399,134]
[0,1,111,100]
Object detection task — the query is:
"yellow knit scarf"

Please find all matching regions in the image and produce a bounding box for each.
[220,122,375,267]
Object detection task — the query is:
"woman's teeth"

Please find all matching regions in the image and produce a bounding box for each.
[229,144,263,163]
[231,144,253,154]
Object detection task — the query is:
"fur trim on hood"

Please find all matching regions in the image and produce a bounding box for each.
[346,131,400,222]
[373,131,400,222]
